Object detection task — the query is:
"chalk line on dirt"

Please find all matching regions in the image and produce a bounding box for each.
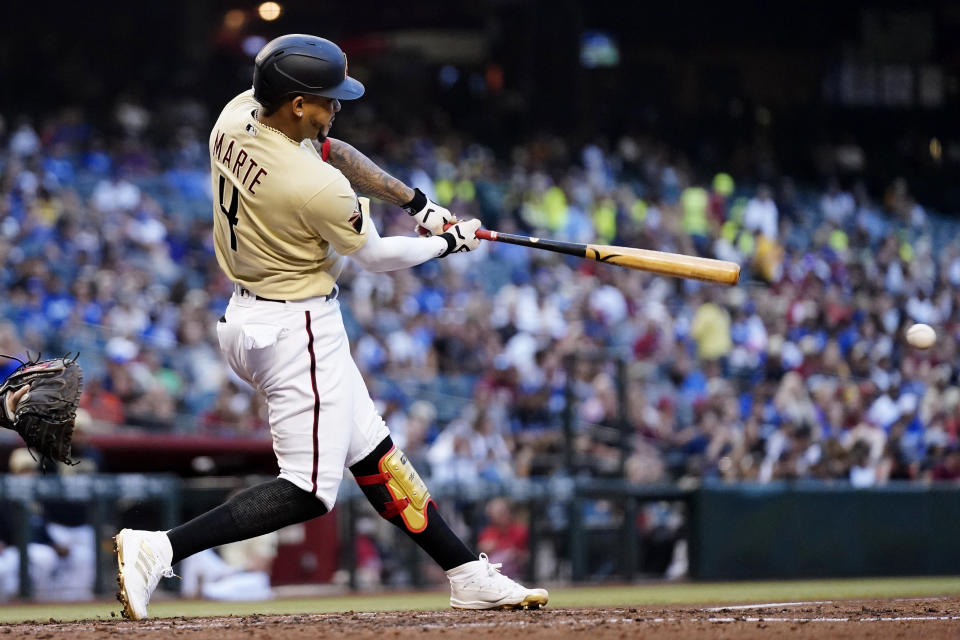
[703,601,833,611]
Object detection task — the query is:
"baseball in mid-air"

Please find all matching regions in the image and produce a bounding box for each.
[906,323,936,349]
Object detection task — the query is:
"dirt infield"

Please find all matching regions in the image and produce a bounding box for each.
[5,598,960,639]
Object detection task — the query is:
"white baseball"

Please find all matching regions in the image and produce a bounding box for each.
[906,323,936,349]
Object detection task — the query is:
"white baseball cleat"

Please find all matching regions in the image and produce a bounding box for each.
[115,529,175,620]
[446,553,549,610]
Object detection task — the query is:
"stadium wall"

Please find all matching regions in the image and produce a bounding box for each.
[692,482,960,579]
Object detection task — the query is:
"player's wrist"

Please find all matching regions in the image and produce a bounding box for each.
[436,232,456,258]
[403,189,456,236]
[437,219,481,257]
[402,188,428,216]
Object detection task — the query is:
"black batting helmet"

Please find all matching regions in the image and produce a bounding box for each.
[253,34,365,105]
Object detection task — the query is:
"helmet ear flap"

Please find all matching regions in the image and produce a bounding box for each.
[252,61,272,103]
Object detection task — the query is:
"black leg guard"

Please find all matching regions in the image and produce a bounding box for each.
[350,436,474,571]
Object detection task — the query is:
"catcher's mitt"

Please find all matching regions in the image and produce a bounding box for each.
[0,355,84,467]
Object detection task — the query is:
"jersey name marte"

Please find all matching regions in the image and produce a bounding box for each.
[209,90,368,301]
[212,130,269,195]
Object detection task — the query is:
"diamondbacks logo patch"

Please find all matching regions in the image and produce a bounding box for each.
[348,198,364,234]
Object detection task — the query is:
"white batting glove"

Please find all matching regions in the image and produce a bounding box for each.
[402,188,456,236]
[438,219,482,257]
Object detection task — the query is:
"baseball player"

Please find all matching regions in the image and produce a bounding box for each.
[115,34,547,619]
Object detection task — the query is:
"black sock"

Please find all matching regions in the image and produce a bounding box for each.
[350,437,475,571]
[166,478,327,565]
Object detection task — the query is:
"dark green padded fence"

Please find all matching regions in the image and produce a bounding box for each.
[692,481,960,579]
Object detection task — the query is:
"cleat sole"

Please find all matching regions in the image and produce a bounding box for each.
[451,593,548,611]
[114,534,133,620]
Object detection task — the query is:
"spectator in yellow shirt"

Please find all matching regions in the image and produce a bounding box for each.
[690,294,733,361]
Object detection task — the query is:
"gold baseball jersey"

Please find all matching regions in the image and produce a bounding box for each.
[209,90,367,300]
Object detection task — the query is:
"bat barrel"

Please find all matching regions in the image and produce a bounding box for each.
[603,247,740,285]
[477,228,740,285]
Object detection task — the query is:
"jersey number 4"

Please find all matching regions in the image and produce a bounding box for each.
[218,174,239,251]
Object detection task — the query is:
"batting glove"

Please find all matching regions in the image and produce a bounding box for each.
[438,219,482,257]
[403,188,456,236]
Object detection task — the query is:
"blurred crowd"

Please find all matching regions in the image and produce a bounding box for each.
[2,99,960,494]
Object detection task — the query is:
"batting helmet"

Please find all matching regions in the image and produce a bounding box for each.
[253,34,365,105]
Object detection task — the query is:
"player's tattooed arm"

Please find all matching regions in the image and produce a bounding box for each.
[322,138,414,206]
[322,138,457,235]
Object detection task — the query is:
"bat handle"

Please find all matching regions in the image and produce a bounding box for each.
[433,225,497,241]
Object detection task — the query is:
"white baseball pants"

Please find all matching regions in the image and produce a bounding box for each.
[217,288,389,509]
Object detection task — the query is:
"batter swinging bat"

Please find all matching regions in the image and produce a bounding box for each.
[475,229,740,285]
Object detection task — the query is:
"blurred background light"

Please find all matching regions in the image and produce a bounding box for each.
[468,73,486,95]
[257,2,282,22]
[438,65,459,88]
[223,9,246,31]
[580,30,619,68]
[930,137,942,162]
[242,35,268,58]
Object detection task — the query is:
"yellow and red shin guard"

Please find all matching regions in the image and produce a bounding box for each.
[354,446,433,533]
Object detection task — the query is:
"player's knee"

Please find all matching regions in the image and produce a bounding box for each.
[350,437,433,533]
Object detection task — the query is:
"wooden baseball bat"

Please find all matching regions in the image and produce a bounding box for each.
[475,229,740,285]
